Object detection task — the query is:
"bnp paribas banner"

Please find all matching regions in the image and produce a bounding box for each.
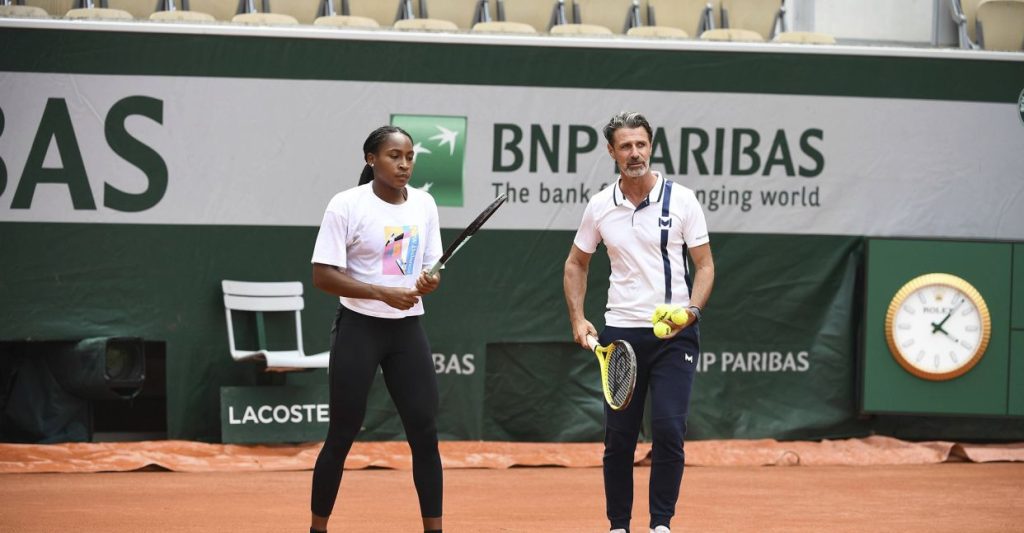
[1,73,1023,239]
[2,24,1024,443]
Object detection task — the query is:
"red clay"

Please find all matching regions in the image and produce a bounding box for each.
[2,463,1022,532]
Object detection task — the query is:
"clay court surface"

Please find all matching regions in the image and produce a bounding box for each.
[2,440,1023,532]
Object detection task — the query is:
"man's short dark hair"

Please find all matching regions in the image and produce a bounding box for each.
[603,111,653,143]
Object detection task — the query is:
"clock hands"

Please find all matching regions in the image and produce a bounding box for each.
[932,327,961,345]
[930,296,964,335]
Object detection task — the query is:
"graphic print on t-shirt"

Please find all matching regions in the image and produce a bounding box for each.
[383,225,419,276]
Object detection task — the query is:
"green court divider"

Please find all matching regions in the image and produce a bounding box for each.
[482,342,604,442]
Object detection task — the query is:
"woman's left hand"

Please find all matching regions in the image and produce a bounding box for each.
[415,271,441,295]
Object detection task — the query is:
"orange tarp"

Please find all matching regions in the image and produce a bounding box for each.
[1,436,1022,474]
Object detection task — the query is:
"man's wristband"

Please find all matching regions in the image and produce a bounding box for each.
[687,305,703,322]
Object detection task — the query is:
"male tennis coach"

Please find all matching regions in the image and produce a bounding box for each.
[563,111,715,533]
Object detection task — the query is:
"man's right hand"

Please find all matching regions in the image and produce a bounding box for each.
[571,319,598,349]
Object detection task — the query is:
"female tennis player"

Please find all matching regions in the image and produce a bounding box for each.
[309,125,444,533]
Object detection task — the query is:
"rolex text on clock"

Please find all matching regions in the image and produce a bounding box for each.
[884,273,992,381]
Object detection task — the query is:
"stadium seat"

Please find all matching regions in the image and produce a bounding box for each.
[393,17,458,31]
[498,0,566,32]
[149,9,216,21]
[471,20,537,33]
[699,27,763,41]
[232,12,299,25]
[646,0,717,37]
[719,0,784,40]
[571,0,642,33]
[105,0,161,19]
[627,25,688,38]
[22,0,77,17]
[974,0,1024,50]
[550,22,613,34]
[314,15,380,28]
[265,0,323,24]
[347,0,407,26]
[0,5,50,17]
[184,0,242,21]
[65,7,134,19]
[222,280,329,371]
[419,0,492,29]
[772,30,835,44]
[951,0,984,49]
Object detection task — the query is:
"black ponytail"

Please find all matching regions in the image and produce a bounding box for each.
[358,164,374,185]
[358,125,414,186]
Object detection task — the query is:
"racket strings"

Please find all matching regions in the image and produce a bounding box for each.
[605,345,636,406]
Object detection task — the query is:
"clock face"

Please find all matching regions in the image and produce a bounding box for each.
[884,273,991,381]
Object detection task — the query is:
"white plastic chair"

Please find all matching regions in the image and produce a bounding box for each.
[222,280,329,371]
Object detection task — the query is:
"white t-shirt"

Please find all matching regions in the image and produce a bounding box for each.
[311,184,443,319]
[573,172,710,328]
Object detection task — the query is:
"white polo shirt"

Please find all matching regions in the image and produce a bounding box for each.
[573,172,709,328]
[311,184,442,319]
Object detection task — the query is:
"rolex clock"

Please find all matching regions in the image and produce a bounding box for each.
[884,273,991,381]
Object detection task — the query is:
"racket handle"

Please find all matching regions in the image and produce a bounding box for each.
[585,334,598,351]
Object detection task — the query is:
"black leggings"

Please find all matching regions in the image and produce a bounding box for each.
[310,305,442,518]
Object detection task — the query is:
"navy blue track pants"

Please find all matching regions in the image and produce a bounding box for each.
[600,324,699,531]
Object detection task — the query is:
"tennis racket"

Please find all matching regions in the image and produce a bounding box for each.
[425,193,509,276]
[586,334,638,411]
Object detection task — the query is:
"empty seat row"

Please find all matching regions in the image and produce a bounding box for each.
[0,0,824,40]
[0,0,785,33]
[563,0,838,44]
[3,0,1020,50]
[3,0,421,24]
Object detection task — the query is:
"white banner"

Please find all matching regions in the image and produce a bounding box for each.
[1,73,1022,238]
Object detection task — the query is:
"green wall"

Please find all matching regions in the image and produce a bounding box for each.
[862,239,1015,416]
[1,223,879,441]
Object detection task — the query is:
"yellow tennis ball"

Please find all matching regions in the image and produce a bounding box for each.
[653,321,671,338]
[651,304,671,324]
[670,307,689,326]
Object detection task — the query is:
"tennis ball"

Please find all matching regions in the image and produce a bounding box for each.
[651,304,671,324]
[653,321,671,338]
[670,307,689,326]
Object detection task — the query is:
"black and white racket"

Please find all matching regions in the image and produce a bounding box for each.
[425,193,509,276]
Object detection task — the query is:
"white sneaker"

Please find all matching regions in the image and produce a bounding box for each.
[651,527,671,533]
[610,530,627,533]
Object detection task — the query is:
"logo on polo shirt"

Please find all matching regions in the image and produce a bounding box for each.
[659,216,672,228]
[390,114,467,207]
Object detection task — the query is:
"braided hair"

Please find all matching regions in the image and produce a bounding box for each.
[358,125,414,185]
